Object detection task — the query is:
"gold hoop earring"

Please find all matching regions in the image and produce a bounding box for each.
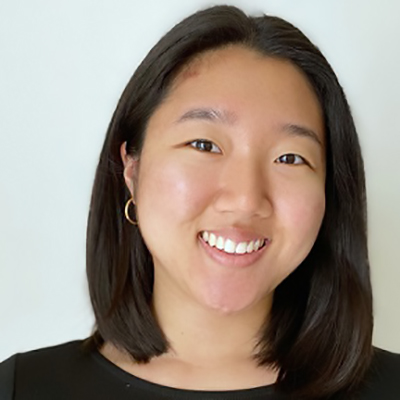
[124,198,138,225]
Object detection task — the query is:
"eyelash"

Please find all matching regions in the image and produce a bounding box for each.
[187,139,308,165]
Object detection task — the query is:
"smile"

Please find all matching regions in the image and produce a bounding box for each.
[201,230,266,254]
[198,233,269,268]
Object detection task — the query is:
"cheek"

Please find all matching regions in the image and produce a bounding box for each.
[137,156,213,224]
[277,178,325,241]
[288,191,324,228]
[271,179,325,282]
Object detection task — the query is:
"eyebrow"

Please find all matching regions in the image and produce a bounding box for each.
[176,107,323,147]
[282,123,323,148]
[176,107,237,125]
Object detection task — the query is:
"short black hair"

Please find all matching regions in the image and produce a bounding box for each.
[85,5,373,399]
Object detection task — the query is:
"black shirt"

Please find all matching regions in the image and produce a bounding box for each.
[1,340,400,399]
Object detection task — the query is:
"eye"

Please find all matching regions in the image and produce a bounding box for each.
[276,153,307,165]
[187,139,222,154]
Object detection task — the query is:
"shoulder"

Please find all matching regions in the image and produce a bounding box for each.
[0,340,89,400]
[369,346,400,381]
[12,339,86,364]
[0,353,16,399]
[20,339,91,371]
[356,346,400,399]
[9,339,87,373]
[371,346,400,369]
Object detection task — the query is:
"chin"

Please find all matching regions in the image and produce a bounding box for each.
[198,287,265,316]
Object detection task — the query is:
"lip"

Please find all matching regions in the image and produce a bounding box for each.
[198,234,269,268]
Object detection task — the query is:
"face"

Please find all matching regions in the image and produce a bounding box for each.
[123,46,326,316]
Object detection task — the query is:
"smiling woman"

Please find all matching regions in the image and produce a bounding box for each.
[1,4,400,400]
[122,48,326,321]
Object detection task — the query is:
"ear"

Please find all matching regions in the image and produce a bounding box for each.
[120,142,139,201]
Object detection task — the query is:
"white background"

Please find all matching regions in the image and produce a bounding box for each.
[1,0,399,361]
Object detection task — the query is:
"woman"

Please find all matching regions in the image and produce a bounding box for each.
[1,5,399,400]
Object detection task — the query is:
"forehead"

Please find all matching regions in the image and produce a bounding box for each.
[153,45,324,146]
[171,45,316,101]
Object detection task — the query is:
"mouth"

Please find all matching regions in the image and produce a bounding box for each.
[198,232,269,268]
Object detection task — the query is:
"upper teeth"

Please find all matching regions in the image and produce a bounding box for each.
[201,231,266,254]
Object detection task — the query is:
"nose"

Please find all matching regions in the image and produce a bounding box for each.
[213,156,273,220]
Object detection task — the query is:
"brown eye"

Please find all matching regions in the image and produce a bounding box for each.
[276,153,306,165]
[188,139,221,154]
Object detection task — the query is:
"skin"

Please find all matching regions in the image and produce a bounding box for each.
[101,45,326,390]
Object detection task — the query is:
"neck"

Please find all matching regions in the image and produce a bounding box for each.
[98,271,278,391]
[151,273,273,368]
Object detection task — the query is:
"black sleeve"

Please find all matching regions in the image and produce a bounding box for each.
[0,355,16,400]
